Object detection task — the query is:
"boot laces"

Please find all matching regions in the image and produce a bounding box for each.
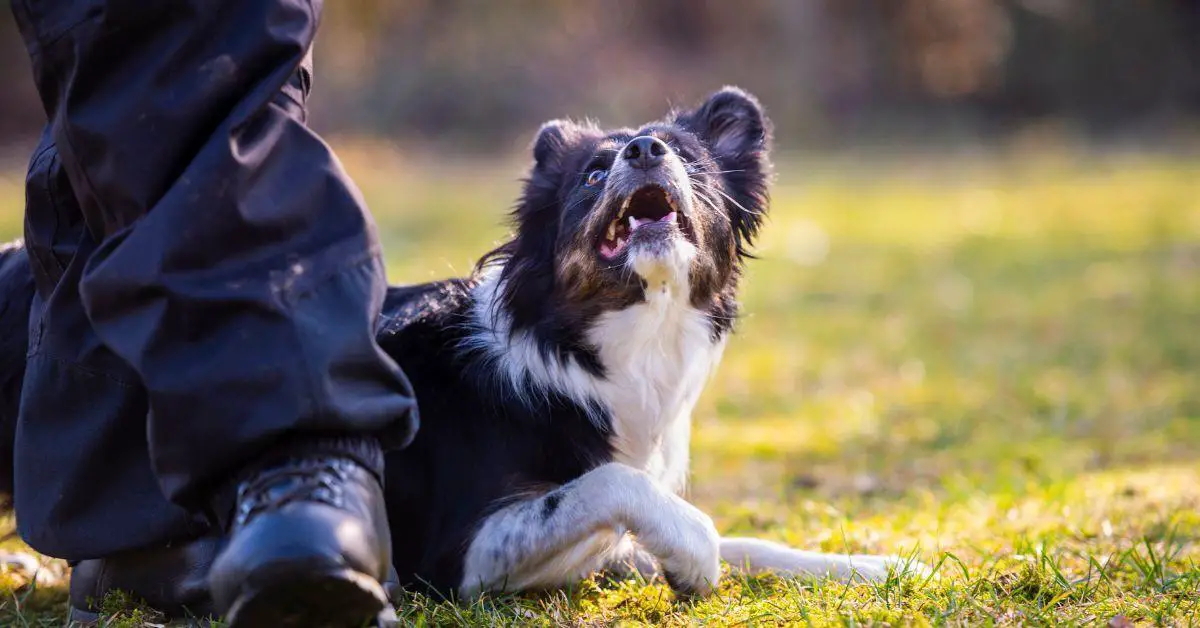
[233,457,356,528]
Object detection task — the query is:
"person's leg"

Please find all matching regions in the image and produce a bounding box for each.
[0,240,34,502]
[12,126,223,621]
[14,128,211,560]
[12,0,416,511]
[10,0,417,623]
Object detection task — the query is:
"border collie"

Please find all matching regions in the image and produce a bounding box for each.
[0,88,922,600]
[374,87,921,596]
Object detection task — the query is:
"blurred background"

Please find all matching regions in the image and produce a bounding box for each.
[4,1,1200,154]
[1,0,1198,509]
[0,4,1199,622]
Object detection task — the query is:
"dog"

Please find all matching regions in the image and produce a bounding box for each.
[374,87,921,596]
[0,87,921,600]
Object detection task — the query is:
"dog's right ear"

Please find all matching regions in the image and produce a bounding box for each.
[532,119,583,173]
[499,119,590,330]
[522,119,588,207]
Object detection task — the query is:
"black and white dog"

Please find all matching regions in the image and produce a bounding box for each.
[375,87,919,596]
[0,88,919,599]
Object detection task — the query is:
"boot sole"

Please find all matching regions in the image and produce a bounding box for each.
[68,607,215,627]
[223,566,393,628]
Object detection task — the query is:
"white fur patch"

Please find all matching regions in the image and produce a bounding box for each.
[458,245,930,598]
[459,462,720,596]
[464,241,722,490]
[626,234,697,297]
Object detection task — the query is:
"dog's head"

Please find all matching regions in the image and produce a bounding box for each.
[483,87,772,343]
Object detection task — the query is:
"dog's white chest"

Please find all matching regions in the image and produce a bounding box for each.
[468,271,724,491]
[587,289,724,489]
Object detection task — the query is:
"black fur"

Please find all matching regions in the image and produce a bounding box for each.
[674,87,772,261]
[540,490,563,521]
[376,283,615,589]
[0,88,773,595]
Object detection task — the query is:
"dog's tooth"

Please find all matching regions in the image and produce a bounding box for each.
[618,205,627,219]
[665,211,677,224]
[628,216,639,230]
[607,221,616,240]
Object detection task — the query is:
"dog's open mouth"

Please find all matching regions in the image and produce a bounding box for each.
[598,185,689,259]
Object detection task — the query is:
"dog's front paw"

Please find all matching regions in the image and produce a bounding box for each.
[648,505,721,597]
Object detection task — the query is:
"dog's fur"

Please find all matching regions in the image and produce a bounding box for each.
[376,88,918,596]
[0,88,920,599]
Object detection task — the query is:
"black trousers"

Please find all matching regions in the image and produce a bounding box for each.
[9,0,417,560]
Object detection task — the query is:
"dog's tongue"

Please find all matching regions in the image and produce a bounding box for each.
[629,212,677,231]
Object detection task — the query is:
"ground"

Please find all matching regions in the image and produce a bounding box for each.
[0,145,1196,626]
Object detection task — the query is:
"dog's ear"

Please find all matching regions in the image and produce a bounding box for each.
[531,119,585,174]
[520,119,588,220]
[496,119,590,331]
[677,87,773,257]
[679,87,771,163]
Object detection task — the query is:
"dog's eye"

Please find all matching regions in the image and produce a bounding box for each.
[585,169,608,187]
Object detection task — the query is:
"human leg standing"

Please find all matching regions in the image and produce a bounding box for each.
[10,1,417,624]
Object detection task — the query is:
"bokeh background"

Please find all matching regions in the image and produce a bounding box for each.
[5,1,1200,153]
[1,2,1199,624]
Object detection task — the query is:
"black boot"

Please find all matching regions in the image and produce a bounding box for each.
[66,534,403,625]
[207,456,396,628]
[67,535,222,625]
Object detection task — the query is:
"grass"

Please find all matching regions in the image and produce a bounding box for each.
[0,144,1197,626]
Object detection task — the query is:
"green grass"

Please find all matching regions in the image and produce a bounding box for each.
[0,145,1198,626]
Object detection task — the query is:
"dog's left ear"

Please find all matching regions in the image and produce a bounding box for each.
[677,87,772,256]
[679,87,771,163]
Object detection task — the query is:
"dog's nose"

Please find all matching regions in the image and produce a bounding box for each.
[622,136,669,170]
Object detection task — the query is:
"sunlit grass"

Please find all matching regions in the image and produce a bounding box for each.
[0,145,1197,625]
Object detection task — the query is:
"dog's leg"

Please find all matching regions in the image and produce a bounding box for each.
[459,462,720,597]
[603,534,927,586]
[720,537,929,582]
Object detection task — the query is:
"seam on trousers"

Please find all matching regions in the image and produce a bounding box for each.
[20,0,106,51]
[23,146,64,291]
[41,152,71,279]
[25,137,56,170]
[33,352,140,390]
